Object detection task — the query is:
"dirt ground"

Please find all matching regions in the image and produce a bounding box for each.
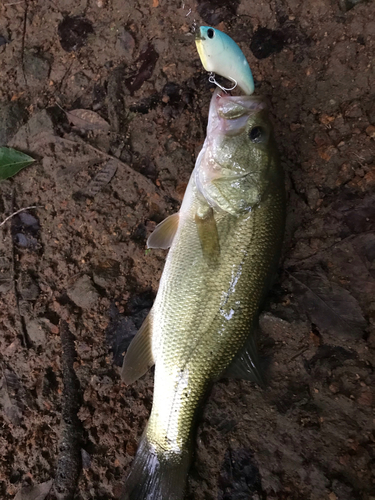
[0,0,375,499]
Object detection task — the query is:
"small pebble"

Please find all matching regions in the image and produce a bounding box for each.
[366,125,375,138]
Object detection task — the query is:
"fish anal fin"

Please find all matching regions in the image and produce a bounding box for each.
[147,213,179,249]
[224,334,266,388]
[121,313,154,385]
[195,206,220,264]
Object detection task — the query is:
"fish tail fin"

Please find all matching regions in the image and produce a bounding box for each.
[119,432,191,500]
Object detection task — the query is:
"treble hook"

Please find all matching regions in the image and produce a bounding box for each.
[208,72,238,94]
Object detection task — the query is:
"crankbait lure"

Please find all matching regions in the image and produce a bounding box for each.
[195,26,254,95]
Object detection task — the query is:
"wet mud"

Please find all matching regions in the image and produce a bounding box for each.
[0,1,374,499]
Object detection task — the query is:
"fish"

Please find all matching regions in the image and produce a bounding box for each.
[195,26,255,95]
[120,88,285,500]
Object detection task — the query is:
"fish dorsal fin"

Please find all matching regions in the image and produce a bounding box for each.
[121,313,154,385]
[224,334,266,388]
[147,213,180,249]
[195,206,220,264]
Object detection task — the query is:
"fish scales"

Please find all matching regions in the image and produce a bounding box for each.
[120,88,285,500]
[150,190,284,452]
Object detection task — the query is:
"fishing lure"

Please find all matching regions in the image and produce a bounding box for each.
[195,26,254,95]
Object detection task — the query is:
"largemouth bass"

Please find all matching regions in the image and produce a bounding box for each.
[120,88,285,500]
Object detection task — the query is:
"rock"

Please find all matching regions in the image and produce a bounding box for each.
[306,187,320,210]
[218,448,263,500]
[18,300,32,318]
[0,101,28,147]
[365,100,375,125]
[339,0,365,12]
[92,260,120,289]
[10,211,41,252]
[106,309,137,366]
[9,109,55,152]
[0,36,8,47]
[357,388,373,406]
[197,0,240,26]
[331,479,354,500]
[0,257,13,293]
[290,271,367,339]
[67,275,99,309]
[115,27,135,62]
[23,50,51,89]
[18,272,39,301]
[26,318,47,346]
[14,233,39,250]
[366,125,375,138]
[306,345,357,374]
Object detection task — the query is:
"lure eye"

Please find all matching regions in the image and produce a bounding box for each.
[249,126,266,143]
[207,28,215,39]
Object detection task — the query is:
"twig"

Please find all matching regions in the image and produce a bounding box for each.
[65,137,131,168]
[21,0,29,86]
[288,347,309,363]
[55,133,156,190]
[0,205,41,228]
[285,230,375,266]
[4,189,31,348]
[51,320,83,500]
[56,62,74,94]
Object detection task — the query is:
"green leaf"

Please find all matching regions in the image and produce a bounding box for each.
[0,147,35,180]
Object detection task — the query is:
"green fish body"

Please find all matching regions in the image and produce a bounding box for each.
[120,89,285,500]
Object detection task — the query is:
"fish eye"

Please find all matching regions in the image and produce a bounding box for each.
[249,126,266,143]
[207,28,215,39]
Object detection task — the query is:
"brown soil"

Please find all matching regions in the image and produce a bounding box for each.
[1,1,375,499]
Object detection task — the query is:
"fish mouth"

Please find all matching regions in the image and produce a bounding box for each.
[213,88,266,116]
[195,90,268,213]
[207,88,266,136]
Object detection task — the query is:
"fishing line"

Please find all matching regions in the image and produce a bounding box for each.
[208,73,238,93]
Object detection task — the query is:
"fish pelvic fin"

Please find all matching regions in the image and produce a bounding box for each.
[224,333,267,388]
[119,432,191,500]
[121,312,154,385]
[147,212,180,249]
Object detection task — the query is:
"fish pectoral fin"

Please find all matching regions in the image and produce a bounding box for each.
[147,212,180,249]
[121,313,154,385]
[224,334,266,388]
[195,206,220,264]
